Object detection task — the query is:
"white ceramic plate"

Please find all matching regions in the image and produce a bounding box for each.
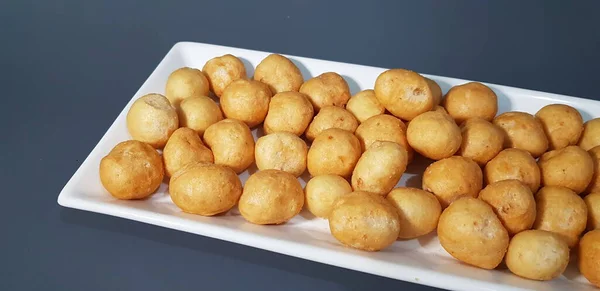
[57,41,599,291]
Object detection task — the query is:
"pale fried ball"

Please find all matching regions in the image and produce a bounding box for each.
[263,91,314,136]
[386,187,441,239]
[220,79,272,128]
[585,192,600,231]
[438,197,509,269]
[485,148,541,193]
[305,106,358,141]
[202,54,247,97]
[407,110,462,160]
[493,112,548,158]
[538,145,594,194]
[299,72,351,111]
[255,132,308,177]
[163,127,213,177]
[458,118,505,166]
[478,180,536,236]
[534,186,588,247]
[355,114,413,162]
[253,54,303,94]
[238,169,304,225]
[579,118,600,151]
[535,104,584,150]
[442,82,498,124]
[346,89,385,123]
[351,141,408,195]
[178,95,223,136]
[422,156,483,208]
[329,191,401,251]
[203,119,255,174]
[578,230,600,288]
[304,175,352,218]
[506,230,569,281]
[587,146,600,194]
[126,93,179,149]
[307,128,361,178]
[165,67,210,108]
[99,140,163,200]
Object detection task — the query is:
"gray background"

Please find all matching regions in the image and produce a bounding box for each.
[2,1,599,290]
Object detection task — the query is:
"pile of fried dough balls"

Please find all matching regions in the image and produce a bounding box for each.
[98,53,600,287]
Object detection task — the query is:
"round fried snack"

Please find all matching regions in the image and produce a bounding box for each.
[586,146,600,194]
[178,95,223,136]
[299,72,351,111]
[165,67,210,108]
[255,132,308,177]
[238,169,304,225]
[304,175,352,218]
[438,197,509,269]
[163,127,213,177]
[99,140,163,200]
[351,141,408,195]
[422,156,483,208]
[263,91,314,136]
[485,148,541,193]
[203,119,255,174]
[442,82,498,124]
[329,191,401,251]
[374,69,442,121]
[534,186,588,247]
[493,112,548,158]
[538,145,594,194]
[387,187,442,239]
[458,118,505,166]
[579,118,600,151]
[407,110,462,160]
[355,114,412,161]
[126,93,179,149]
[585,192,600,231]
[202,54,247,97]
[169,163,242,216]
[578,230,600,288]
[220,79,272,128]
[478,180,536,236]
[506,230,569,281]
[305,106,358,141]
[307,128,361,178]
[535,104,584,150]
[346,89,385,123]
[253,54,303,94]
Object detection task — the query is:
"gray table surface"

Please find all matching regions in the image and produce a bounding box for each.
[2,1,599,290]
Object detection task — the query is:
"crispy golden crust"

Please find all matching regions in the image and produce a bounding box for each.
[422,156,482,209]
[163,127,213,177]
[346,89,385,123]
[355,114,413,162]
[506,230,569,281]
[478,180,536,236]
[578,230,600,287]
[351,141,408,195]
[305,106,358,141]
[220,79,272,128]
[407,110,462,160]
[538,146,594,194]
[307,128,361,178]
[203,119,255,174]
[535,104,583,150]
[300,72,350,111]
[579,118,600,151]
[202,54,247,97]
[493,111,548,158]
[253,54,303,94]
[387,187,441,239]
[255,132,307,177]
[304,174,352,218]
[178,96,223,136]
[165,67,210,108]
[485,148,541,193]
[263,91,314,136]
[458,118,505,166]
[126,93,179,149]
[442,82,498,124]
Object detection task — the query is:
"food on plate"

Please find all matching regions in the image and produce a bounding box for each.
[386,187,442,239]
[99,140,163,200]
[178,95,223,136]
[458,117,505,166]
[238,169,304,225]
[586,146,600,194]
[299,72,351,111]
[354,114,412,161]
[165,67,210,108]
[534,186,588,247]
[493,111,548,158]
[202,54,247,97]
[351,141,408,195]
[169,163,242,216]
[505,230,569,281]
[422,156,482,208]
[329,191,400,251]
[442,82,498,124]
[478,180,536,236]
[535,104,584,150]
[220,79,273,128]
[203,119,255,173]
[305,106,358,141]
[407,110,462,160]
[263,91,314,136]
[307,128,361,178]
[253,53,303,94]
[304,174,353,218]
[585,192,600,230]
[438,197,509,269]
[579,118,600,151]
[255,132,308,177]
[484,148,541,193]
[538,145,594,194]
[162,127,213,177]
[346,89,385,123]
[579,230,600,288]
[126,93,179,149]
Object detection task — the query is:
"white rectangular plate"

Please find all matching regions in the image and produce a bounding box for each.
[58,41,600,291]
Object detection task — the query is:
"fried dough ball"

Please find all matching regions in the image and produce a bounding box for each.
[304,175,353,218]
[422,156,482,208]
[203,119,254,173]
[165,67,210,108]
[238,169,304,225]
[585,192,600,231]
[220,79,272,128]
[329,191,401,251]
[351,141,408,195]
[354,114,412,161]
[162,127,213,177]
[587,146,600,194]
[253,54,303,94]
[478,180,536,236]
[505,230,569,281]
[538,145,594,194]
[578,230,600,288]
[307,128,361,178]
[178,95,223,136]
[442,82,498,124]
[299,72,351,111]
[458,118,505,166]
[126,93,179,149]
[202,54,247,97]
[407,110,462,160]
[255,132,308,177]
[579,118,600,151]
[305,106,358,141]
[99,140,163,200]
[438,197,509,269]
[485,148,541,193]
[534,186,588,247]
[263,91,314,136]
[493,112,548,158]
[345,89,386,123]
[535,104,584,150]
[386,187,441,239]
[169,163,242,216]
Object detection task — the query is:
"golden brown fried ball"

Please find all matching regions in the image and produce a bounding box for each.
[585,192,600,231]
[578,230,600,288]
[493,111,548,158]
[178,95,223,136]
[485,148,541,193]
[386,187,441,239]
[458,117,505,166]
[126,93,179,149]
[408,110,462,160]
[346,89,385,123]
[263,91,314,136]
[354,114,413,161]
[162,127,213,177]
[165,67,210,108]
[588,146,600,194]
[442,82,498,124]
[579,118,600,151]
[351,141,408,195]
[304,174,353,218]
[255,132,308,177]
[220,79,272,128]
[307,128,361,178]
[538,145,594,194]
[202,54,247,97]
[422,156,483,208]
[99,140,163,200]
[534,186,588,247]
[299,72,351,111]
[535,104,584,150]
[478,180,536,236]
[305,106,358,141]
[505,230,569,281]
[253,54,303,94]
[203,119,255,174]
